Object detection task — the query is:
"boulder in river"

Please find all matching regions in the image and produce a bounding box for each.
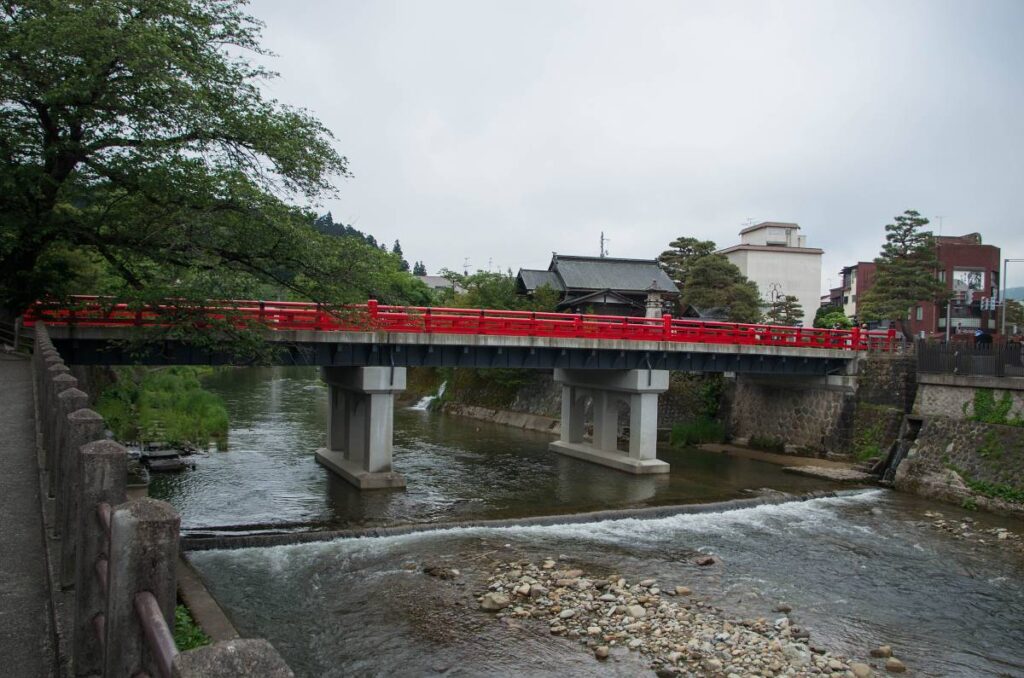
[480,593,510,612]
[870,645,893,658]
[594,646,609,660]
[885,657,907,673]
[694,555,716,566]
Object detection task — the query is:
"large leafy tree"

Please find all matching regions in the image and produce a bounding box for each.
[859,210,947,337]
[763,295,804,326]
[679,254,762,323]
[0,0,416,317]
[658,237,717,286]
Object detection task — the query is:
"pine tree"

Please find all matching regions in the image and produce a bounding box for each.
[763,295,804,326]
[859,210,947,337]
[658,237,718,286]
[412,261,427,276]
[680,255,762,323]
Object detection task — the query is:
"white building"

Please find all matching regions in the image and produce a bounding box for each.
[717,222,823,327]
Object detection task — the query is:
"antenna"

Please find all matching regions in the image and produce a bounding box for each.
[600,232,609,258]
[935,215,945,236]
[487,257,493,271]
[463,257,471,276]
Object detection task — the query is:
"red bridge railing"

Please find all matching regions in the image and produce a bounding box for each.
[23,296,897,351]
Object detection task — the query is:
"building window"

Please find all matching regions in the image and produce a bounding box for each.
[851,294,857,303]
[938,270,946,283]
[916,306,923,321]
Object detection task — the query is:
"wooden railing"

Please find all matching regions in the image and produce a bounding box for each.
[32,324,294,677]
[24,296,898,352]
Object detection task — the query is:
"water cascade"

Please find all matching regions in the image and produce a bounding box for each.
[409,381,447,411]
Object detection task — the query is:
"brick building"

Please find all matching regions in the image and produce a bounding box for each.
[832,233,1001,336]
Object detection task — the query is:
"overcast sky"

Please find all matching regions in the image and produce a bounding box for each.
[248,0,1024,294]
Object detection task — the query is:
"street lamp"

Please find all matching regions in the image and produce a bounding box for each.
[1000,258,1024,336]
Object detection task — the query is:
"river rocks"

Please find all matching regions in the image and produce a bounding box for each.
[479,593,510,611]
[694,555,716,566]
[423,564,459,579]
[870,645,893,658]
[885,657,907,673]
[774,602,792,613]
[850,661,874,677]
[626,605,647,619]
[479,558,861,675]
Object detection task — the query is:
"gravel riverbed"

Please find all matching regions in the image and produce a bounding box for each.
[467,557,898,677]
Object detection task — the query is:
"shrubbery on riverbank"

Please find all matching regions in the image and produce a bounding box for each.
[669,417,725,446]
[97,367,229,448]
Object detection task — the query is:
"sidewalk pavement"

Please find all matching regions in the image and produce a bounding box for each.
[0,356,56,676]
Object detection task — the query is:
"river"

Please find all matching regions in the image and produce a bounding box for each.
[152,368,1024,677]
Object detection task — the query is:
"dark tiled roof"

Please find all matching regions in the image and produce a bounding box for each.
[550,255,678,294]
[517,269,564,292]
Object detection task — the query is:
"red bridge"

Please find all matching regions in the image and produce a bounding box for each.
[25,296,895,352]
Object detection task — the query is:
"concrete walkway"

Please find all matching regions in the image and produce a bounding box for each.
[0,356,56,676]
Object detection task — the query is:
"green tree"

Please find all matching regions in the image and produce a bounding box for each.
[763,295,804,326]
[859,210,947,338]
[392,240,410,272]
[1005,299,1024,333]
[814,310,852,329]
[412,261,427,276]
[0,0,412,318]
[658,237,718,286]
[680,255,762,323]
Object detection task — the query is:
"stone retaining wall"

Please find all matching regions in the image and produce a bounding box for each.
[895,416,1024,517]
[915,374,1024,420]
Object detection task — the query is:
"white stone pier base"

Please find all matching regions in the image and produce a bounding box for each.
[549,368,670,475]
[315,366,407,489]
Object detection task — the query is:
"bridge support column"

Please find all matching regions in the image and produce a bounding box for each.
[549,368,670,475]
[315,366,407,490]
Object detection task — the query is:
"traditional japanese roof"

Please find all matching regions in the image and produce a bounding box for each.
[557,289,643,310]
[516,269,564,292]
[547,255,678,295]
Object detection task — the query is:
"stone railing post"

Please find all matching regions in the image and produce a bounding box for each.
[51,384,87,502]
[59,408,106,588]
[103,498,180,678]
[46,373,79,493]
[172,639,295,677]
[73,440,128,676]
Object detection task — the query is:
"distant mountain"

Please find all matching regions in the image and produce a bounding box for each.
[312,212,381,248]
[1006,286,1024,301]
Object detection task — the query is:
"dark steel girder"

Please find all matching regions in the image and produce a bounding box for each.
[52,338,848,376]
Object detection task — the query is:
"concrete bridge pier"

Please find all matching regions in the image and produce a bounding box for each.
[549,368,670,474]
[315,366,407,490]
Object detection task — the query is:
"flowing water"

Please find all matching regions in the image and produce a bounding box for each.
[150,368,1024,676]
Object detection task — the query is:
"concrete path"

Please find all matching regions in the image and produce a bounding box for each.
[0,356,56,676]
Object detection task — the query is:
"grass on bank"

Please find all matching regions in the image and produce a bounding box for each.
[670,417,726,447]
[174,604,211,651]
[97,367,229,448]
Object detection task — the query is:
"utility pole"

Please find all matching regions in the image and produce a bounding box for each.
[935,215,945,236]
[600,232,609,258]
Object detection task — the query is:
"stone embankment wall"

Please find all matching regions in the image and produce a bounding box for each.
[895,417,1024,517]
[915,374,1024,420]
[407,367,726,435]
[726,353,915,458]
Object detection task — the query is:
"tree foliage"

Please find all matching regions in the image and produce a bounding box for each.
[679,254,762,323]
[763,295,804,326]
[658,237,717,286]
[814,310,852,329]
[0,0,422,319]
[412,261,427,276]
[858,210,947,335]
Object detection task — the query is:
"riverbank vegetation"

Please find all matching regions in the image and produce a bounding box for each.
[97,367,229,449]
[174,604,211,651]
[669,418,726,446]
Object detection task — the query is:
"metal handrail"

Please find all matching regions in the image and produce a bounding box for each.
[23,295,898,352]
